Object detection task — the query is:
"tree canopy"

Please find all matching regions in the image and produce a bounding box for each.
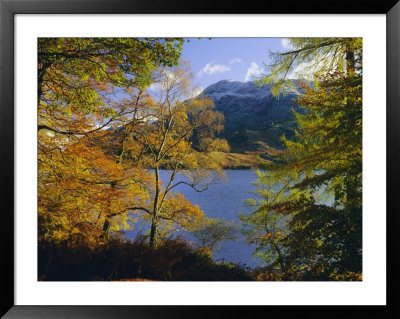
[38,38,229,251]
[122,65,228,246]
[38,38,184,134]
[38,38,185,246]
[241,38,362,280]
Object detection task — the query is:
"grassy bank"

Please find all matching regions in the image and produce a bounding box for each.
[206,151,261,169]
[206,149,285,169]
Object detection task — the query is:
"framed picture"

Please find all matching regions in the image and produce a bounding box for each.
[1,0,399,317]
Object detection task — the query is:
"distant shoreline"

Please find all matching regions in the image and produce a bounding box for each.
[153,151,268,170]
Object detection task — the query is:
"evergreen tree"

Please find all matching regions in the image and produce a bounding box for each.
[241,38,362,280]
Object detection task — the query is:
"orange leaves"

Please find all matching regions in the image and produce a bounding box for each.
[38,38,187,247]
[38,57,228,249]
[38,129,153,245]
[159,192,204,228]
[255,232,286,241]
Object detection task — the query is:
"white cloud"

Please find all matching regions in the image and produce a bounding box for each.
[148,82,161,92]
[244,62,264,82]
[289,52,339,80]
[289,61,314,79]
[197,59,242,77]
[148,70,178,93]
[281,38,293,49]
[229,57,242,65]
[198,62,231,76]
[191,86,204,98]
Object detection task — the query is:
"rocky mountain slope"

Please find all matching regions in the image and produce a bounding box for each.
[201,80,301,153]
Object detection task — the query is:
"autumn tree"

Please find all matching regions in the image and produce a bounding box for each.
[38,38,184,245]
[38,131,152,246]
[241,38,362,280]
[187,217,238,257]
[38,38,184,135]
[121,64,228,247]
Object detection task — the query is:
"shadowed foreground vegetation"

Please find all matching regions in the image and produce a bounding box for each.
[38,236,361,281]
[38,236,253,281]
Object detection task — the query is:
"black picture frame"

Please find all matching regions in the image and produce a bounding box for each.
[1,0,399,318]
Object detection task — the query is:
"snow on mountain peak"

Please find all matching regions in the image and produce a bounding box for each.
[203,79,272,102]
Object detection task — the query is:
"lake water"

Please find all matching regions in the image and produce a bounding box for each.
[125,170,263,268]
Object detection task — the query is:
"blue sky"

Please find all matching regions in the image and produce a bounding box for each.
[180,38,288,91]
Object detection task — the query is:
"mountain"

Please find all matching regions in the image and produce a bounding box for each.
[201,80,301,153]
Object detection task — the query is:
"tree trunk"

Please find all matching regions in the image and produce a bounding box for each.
[100,215,112,241]
[345,46,355,77]
[149,219,157,247]
[37,61,52,107]
[344,44,359,207]
[149,167,160,247]
[100,182,116,240]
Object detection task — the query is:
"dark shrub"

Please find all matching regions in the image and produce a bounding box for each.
[38,236,253,281]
